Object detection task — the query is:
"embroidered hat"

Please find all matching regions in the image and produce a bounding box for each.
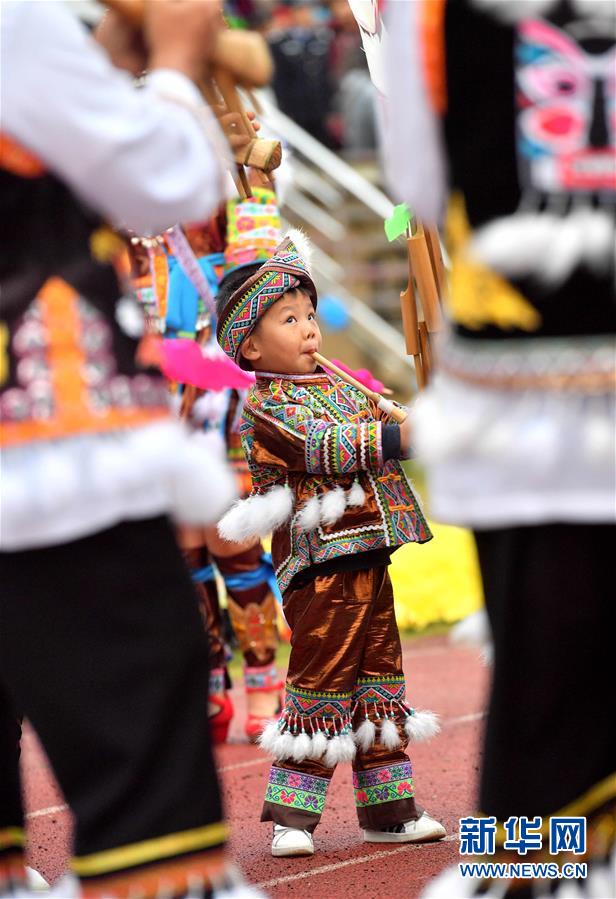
[217,229,317,366]
[223,186,282,278]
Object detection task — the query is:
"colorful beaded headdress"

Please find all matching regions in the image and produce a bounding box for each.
[217,229,317,366]
[223,187,282,278]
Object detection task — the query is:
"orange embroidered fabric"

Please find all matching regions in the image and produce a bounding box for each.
[0,134,45,178]
[420,0,447,114]
[0,278,168,447]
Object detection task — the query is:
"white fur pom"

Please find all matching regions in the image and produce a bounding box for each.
[323,736,345,769]
[217,496,259,543]
[347,480,366,508]
[291,732,312,763]
[258,720,281,754]
[471,208,615,286]
[169,391,183,419]
[263,484,294,532]
[115,295,145,338]
[217,484,293,542]
[272,730,295,760]
[190,428,226,461]
[338,734,357,763]
[584,412,615,462]
[405,710,441,743]
[170,435,237,526]
[320,486,347,527]
[450,610,491,650]
[308,731,328,760]
[380,717,402,750]
[296,495,321,532]
[480,644,494,667]
[36,452,80,512]
[354,718,376,752]
[286,227,313,275]
[191,391,228,426]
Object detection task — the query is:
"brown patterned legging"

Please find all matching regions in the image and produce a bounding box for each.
[183,541,277,674]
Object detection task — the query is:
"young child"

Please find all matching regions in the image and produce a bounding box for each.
[216,232,446,857]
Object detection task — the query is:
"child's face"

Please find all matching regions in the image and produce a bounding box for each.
[240,288,322,374]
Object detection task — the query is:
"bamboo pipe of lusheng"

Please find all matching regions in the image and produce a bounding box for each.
[102,0,282,195]
[312,352,407,424]
[400,219,446,389]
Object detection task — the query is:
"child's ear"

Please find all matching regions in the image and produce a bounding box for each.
[240,334,261,364]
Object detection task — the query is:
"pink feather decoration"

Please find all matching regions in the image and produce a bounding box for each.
[160,339,255,390]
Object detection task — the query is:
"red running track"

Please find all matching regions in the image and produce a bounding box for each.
[21,634,488,898]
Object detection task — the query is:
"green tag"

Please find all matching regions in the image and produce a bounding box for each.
[384,203,412,242]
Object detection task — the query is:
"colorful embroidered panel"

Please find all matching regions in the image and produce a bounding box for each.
[265,766,330,816]
[285,684,351,720]
[246,383,384,477]
[224,188,281,277]
[208,668,226,697]
[239,371,432,594]
[1,278,169,447]
[0,825,26,898]
[353,762,415,807]
[353,676,406,706]
[245,664,279,692]
[304,415,383,475]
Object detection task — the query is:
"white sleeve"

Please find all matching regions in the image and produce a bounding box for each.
[381,0,447,226]
[1,1,229,235]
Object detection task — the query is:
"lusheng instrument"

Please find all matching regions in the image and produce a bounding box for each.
[312,352,407,423]
[399,220,445,389]
[103,0,281,197]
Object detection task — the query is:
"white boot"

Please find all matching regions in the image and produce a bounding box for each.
[363,810,446,844]
[271,824,315,857]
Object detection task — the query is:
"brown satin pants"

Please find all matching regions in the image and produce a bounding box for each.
[261,565,419,831]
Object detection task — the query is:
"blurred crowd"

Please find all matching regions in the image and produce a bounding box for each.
[228,0,377,153]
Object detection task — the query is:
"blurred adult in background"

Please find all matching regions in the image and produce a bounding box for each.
[378,1,615,895]
[0,2,257,897]
[267,0,337,147]
[329,0,377,154]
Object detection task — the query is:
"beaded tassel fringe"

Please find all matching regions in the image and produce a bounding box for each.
[258,701,440,762]
[355,700,440,750]
[258,713,356,764]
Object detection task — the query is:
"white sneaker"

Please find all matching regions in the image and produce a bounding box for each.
[363,811,446,844]
[271,824,315,857]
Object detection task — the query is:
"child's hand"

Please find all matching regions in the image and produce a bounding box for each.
[399,415,413,458]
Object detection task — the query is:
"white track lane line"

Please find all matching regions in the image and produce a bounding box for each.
[446,711,484,726]
[26,803,69,820]
[254,835,459,890]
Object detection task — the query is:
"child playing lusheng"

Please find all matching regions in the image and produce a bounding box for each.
[216,231,446,857]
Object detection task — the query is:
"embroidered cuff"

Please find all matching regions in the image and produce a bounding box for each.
[265,766,329,815]
[305,421,384,475]
[353,762,415,807]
